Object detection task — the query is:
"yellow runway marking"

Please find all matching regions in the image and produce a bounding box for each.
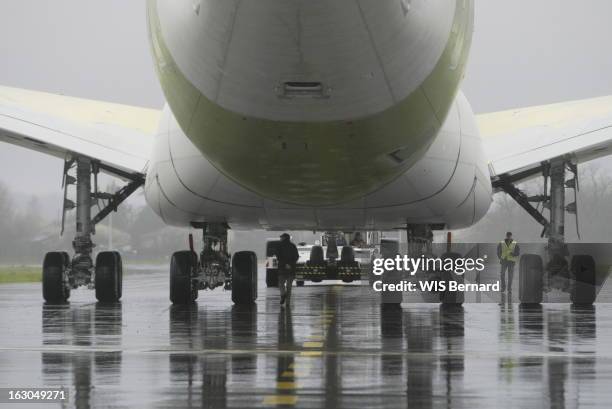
[263,303,333,406]
[308,335,325,341]
[289,362,313,370]
[263,396,298,405]
[276,382,296,390]
[300,351,322,357]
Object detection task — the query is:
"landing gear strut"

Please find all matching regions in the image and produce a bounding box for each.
[71,157,94,287]
[494,157,596,305]
[42,156,143,304]
[405,224,464,306]
[199,223,232,291]
[406,224,433,257]
[169,223,257,306]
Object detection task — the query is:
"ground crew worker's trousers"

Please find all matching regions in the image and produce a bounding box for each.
[500,260,515,292]
[278,272,294,301]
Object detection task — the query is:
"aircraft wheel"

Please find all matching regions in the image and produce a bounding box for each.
[519,254,543,304]
[170,251,197,305]
[96,251,122,303]
[111,251,123,299]
[342,279,353,283]
[440,252,464,306]
[232,251,258,305]
[60,252,73,287]
[570,255,596,305]
[266,268,278,288]
[296,280,305,287]
[42,252,70,303]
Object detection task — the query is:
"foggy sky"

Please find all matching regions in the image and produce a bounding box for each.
[1,0,612,199]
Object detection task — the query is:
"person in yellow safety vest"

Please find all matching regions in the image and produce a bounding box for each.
[496,232,520,294]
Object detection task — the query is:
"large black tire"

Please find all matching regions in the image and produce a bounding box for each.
[60,252,70,266]
[61,252,72,288]
[95,251,122,303]
[296,280,305,287]
[232,251,258,305]
[440,252,464,306]
[338,246,358,284]
[42,252,70,303]
[266,268,278,288]
[570,255,596,305]
[340,246,355,263]
[309,246,325,264]
[519,254,543,304]
[170,251,197,305]
[112,251,123,299]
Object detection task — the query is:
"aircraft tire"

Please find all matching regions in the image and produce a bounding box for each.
[96,251,122,303]
[42,252,70,303]
[266,268,278,287]
[232,251,258,305]
[111,251,123,299]
[170,251,197,305]
[519,254,543,304]
[570,255,596,305]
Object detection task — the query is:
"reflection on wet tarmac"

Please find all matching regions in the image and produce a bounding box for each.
[41,303,123,409]
[0,270,611,408]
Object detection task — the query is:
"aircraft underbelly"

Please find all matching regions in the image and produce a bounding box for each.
[145,93,492,231]
[148,0,474,206]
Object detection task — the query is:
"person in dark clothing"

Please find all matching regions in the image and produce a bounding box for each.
[497,231,520,294]
[350,232,365,247]
[276,233,299,306]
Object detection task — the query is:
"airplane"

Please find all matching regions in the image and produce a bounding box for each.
[1,0,611,306]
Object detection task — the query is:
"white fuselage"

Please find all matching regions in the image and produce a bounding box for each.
[144,0,492,231]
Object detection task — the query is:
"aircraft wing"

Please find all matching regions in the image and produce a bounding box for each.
[479,95,612,184]
[0,85,161,177]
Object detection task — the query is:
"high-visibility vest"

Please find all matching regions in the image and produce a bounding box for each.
[500,240,518,262]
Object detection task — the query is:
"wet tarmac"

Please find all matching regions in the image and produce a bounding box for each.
[1,267,612,408]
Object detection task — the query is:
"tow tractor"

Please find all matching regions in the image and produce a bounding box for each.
[266,232,378,287]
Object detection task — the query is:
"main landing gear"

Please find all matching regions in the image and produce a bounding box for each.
[169,223,257,306]
[495,157,597,305]
[42,156,143,304]
[377,224,464,308]
[406,225,464,307]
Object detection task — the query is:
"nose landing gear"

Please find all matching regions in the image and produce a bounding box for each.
[169,223,258,306]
